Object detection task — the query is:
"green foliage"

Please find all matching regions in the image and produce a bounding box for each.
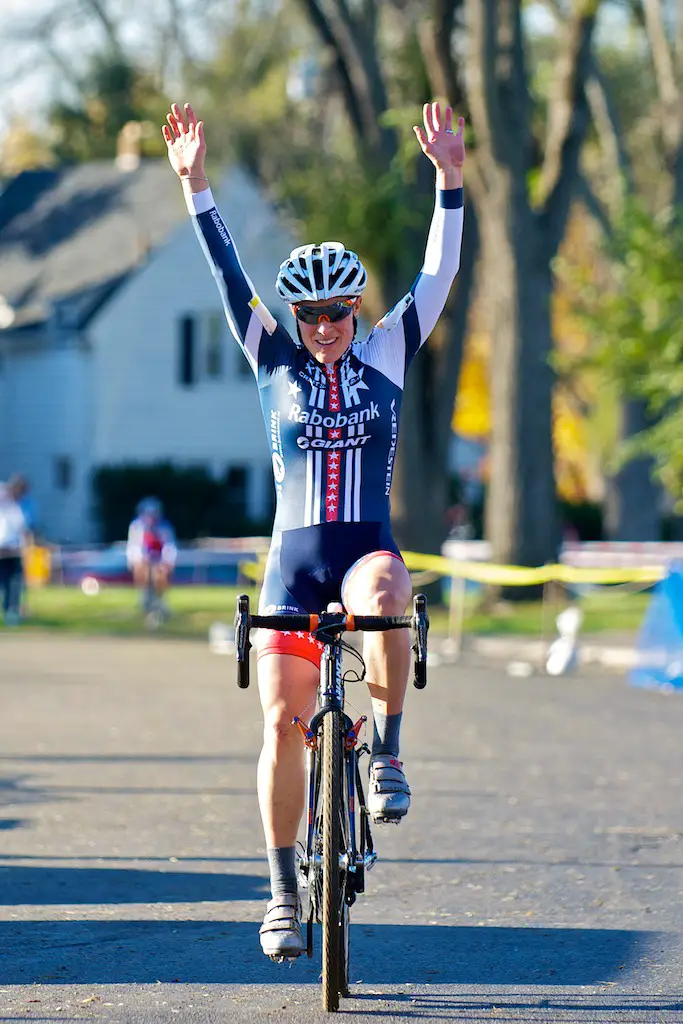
[92,462,273,542]
[564,199,683,500]
[49,51,167,162]
[190,3,433,312]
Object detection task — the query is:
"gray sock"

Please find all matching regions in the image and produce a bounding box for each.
[266,846,298,897]
[372,711,402,759]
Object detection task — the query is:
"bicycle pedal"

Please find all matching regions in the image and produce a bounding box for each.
[371,814,402,825]
[269,954,301,965]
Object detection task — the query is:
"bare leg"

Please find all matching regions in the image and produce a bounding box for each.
[344,554,413,820]
[343,555,412,716]
[256,649,319,958]
[256,652,319,847]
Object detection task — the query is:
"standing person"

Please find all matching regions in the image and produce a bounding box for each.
[163,99,465,958]
[7,474,38,538]
[126,497,177,623]
[0,482,29,626]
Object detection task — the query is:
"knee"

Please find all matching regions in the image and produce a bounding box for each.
[369,585,411,616]
[262,704,298,746]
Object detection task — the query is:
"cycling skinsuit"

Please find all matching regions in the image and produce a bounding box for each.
[126,518,177,567]
[185,185,464,664]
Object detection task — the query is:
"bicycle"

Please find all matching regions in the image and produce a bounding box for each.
[234,593,429,1012]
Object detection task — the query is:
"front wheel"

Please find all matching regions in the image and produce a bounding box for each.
[321,709,344,1011]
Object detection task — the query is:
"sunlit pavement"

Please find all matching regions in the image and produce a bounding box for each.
[1,634,683,1023]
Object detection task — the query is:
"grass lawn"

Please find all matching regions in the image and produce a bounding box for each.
[1,584,651,639]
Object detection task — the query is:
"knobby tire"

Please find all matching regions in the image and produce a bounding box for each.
[321,709,344,1011]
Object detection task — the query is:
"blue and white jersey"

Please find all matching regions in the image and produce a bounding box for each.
[185,186,464,534]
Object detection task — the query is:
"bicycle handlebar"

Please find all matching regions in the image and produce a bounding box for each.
[249,612,413,633]
[234,594,429,691]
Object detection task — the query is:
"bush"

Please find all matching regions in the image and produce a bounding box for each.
[92,462,273,542]
[558,500,604,541]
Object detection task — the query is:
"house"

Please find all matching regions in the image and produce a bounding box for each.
[0,155,298,543]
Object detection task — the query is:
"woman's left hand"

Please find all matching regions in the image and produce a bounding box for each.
[414,102,465,179]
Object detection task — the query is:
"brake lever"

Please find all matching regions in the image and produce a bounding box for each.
[412,593,429,689]
[235,593,252,689]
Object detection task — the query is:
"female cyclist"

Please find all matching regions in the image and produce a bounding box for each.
[163,99,465,959]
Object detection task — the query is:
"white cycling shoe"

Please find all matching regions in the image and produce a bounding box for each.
[259,893,304,960]
[367,756,411,823]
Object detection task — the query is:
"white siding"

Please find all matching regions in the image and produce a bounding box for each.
[0,345,7,475]
[0,342,93,542]
[90,169,296,520]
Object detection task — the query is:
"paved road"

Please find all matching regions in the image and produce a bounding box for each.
[1,634,683,1023]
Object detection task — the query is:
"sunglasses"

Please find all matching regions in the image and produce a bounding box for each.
[294,299,356,325]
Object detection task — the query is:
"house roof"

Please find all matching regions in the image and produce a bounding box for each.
[0,160,187,330]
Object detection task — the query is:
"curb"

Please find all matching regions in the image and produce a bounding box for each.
[431,635,636,672]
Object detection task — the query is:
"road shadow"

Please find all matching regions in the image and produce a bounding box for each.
[0,774,68,811]
[0,866,269,906]
[352,991,683,1020]
[0,921,663,986]
[0,818,25,830]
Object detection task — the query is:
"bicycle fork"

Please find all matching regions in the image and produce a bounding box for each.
[294,713,378,956]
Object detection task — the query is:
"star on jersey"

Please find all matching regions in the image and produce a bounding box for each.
[288,381,302,397]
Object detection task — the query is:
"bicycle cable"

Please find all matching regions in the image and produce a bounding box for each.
[339,638,366,682]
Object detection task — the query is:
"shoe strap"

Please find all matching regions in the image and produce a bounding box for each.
[260,893,301,935]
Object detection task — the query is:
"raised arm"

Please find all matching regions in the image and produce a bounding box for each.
[162,103,279,375]
[406,103,465,348]
[363,103,465,382]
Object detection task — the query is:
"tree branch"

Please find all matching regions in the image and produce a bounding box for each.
[576,170,612,236]
[464,0,504,186]
[539,6,598,259]
[297,0,393,165]
[642,0,682,156]
[465,0,532,186]
[585,57,634,199]
[297,0,368,150]
[418,0,467,109]
[80,0,124,57]
[538,4,598,204]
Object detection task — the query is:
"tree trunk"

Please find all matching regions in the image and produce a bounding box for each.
[483,191,558,571]
[606,399,661,540]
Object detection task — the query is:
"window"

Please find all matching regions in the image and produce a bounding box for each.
[204,312,224,379]
[54,456,73,491]
[178,315,196,387]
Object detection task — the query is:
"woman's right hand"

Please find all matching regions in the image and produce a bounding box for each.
[162,102,206,179]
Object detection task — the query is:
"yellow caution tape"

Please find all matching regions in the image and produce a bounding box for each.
[402,552,664,586]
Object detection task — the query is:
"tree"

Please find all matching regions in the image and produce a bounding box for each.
[564,0,683,535]
[48,51,168,162]
[568,200,683,503]
[0,119,55,176]
[1,0,223,163]
[455,0,600,571]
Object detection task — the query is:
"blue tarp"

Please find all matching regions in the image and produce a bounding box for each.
[630,560,683,692]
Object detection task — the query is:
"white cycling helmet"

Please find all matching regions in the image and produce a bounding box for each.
[276,242,367,302]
